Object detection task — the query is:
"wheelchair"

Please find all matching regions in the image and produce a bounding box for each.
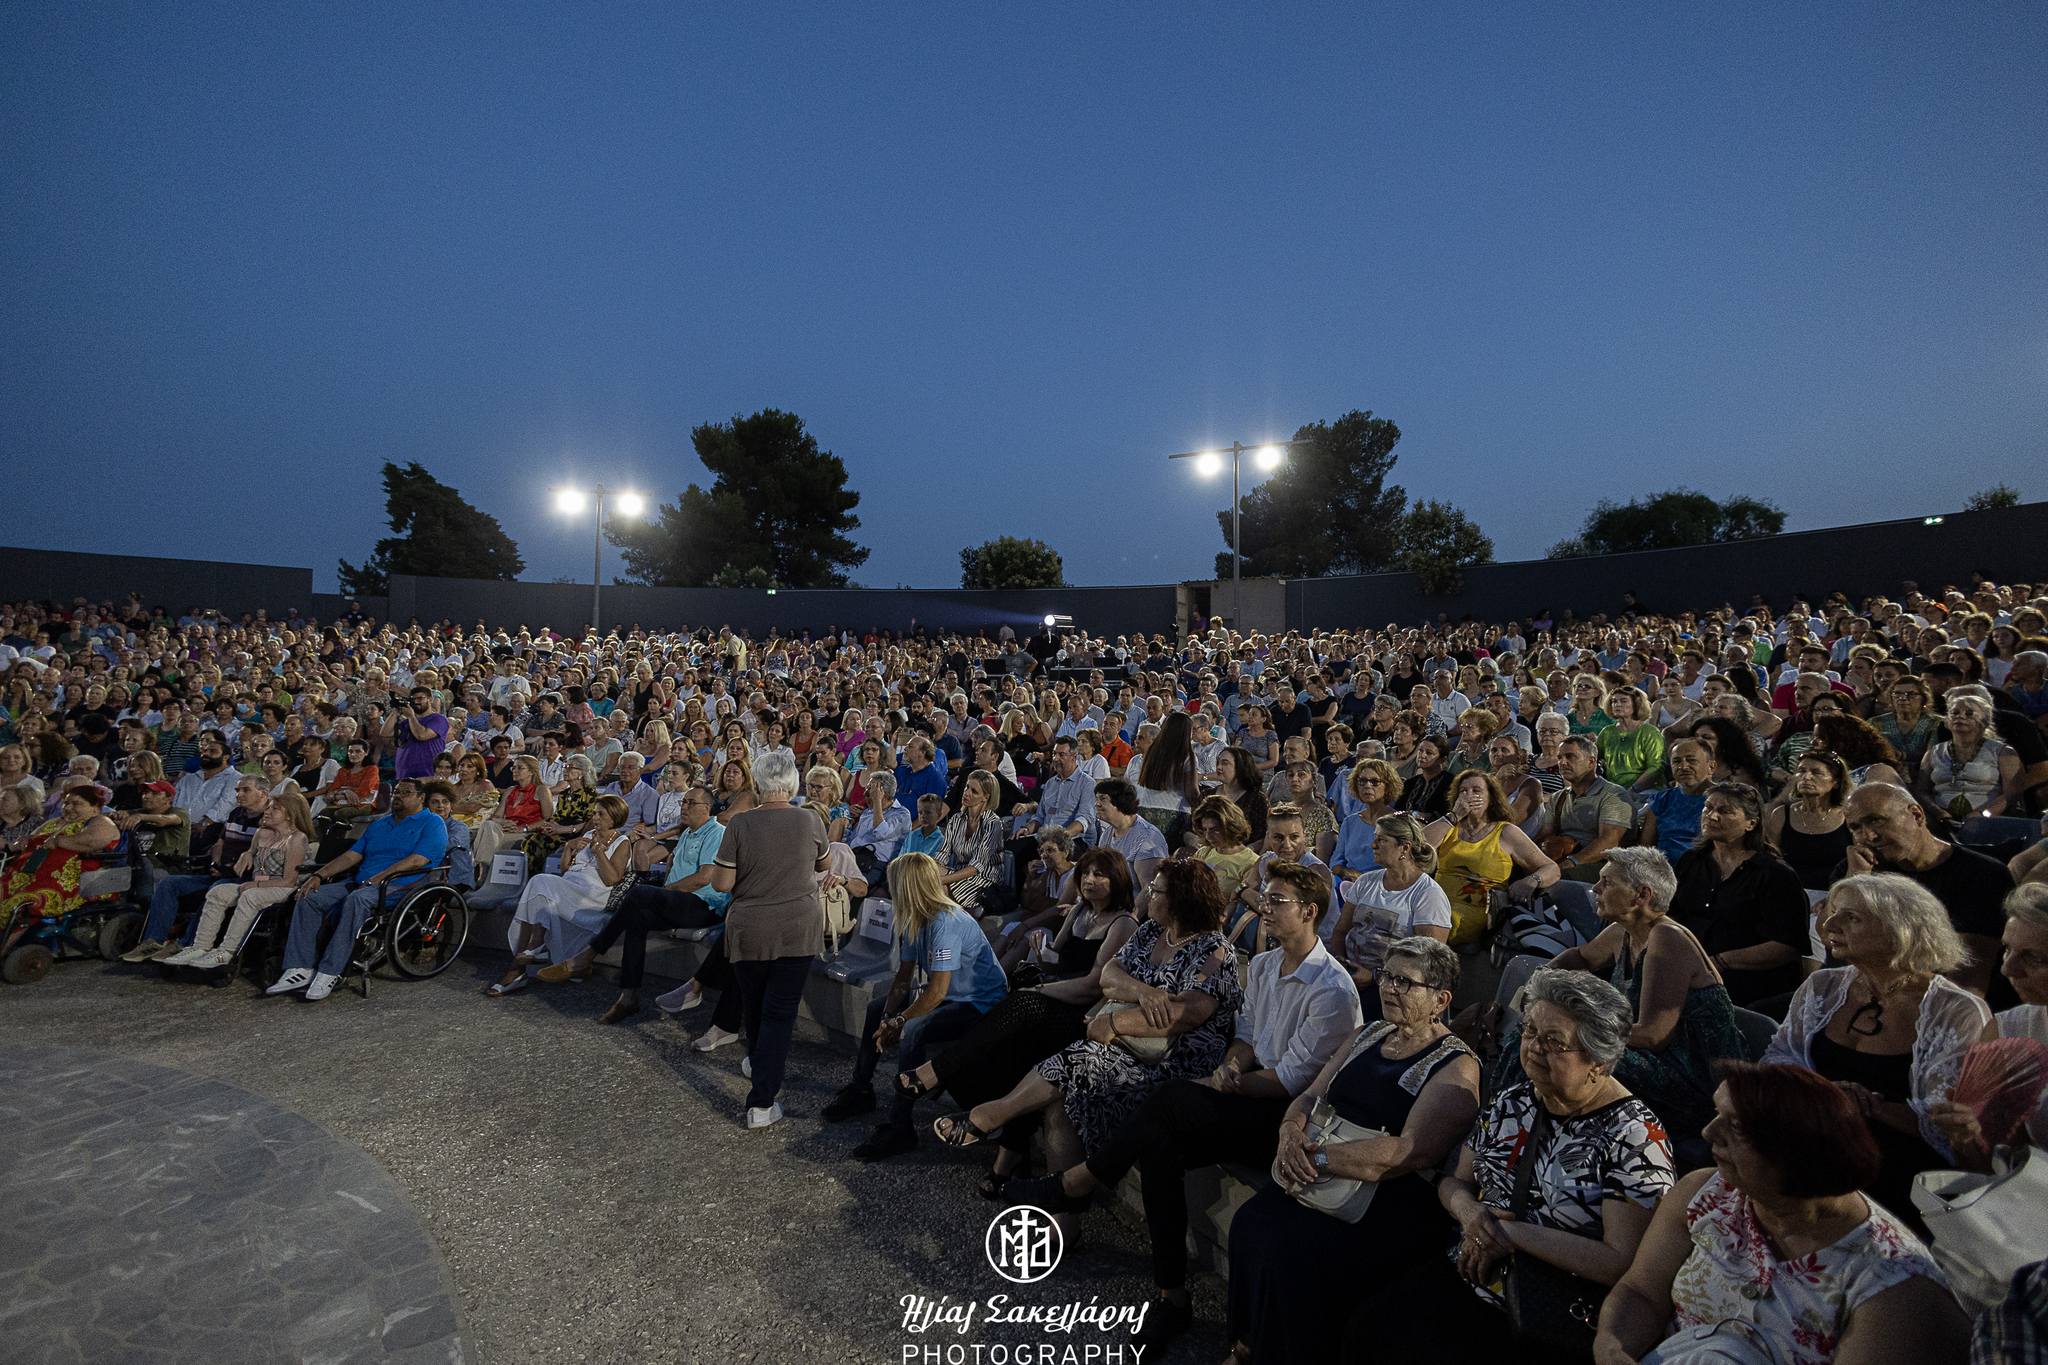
[236,860,473,998]
[0,837,148,986]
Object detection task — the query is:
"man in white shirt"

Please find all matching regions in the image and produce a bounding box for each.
[1427,670,1471,730]
[1001,858,1361,1348]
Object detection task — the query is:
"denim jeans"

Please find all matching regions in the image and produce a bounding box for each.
[281,882,383,977]
[142,873,223,945]
[849,997,985,1128]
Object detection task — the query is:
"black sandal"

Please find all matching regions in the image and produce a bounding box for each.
[979,1153,1030,1201]
[932,1112,1003,1148]
[895,1069,939,1101]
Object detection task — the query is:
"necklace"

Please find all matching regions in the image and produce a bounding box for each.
[1846,972,1925,1037]
[1162,927,1199,950]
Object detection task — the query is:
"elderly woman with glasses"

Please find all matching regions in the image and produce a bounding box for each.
[1765,873,1993,1227]
[1341,967,1675,1363]
[1224,936,1480,1364]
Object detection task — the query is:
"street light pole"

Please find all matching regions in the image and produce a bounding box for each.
[590,484,606,636]
[1167,436,1305,630]
[553,482,644,640]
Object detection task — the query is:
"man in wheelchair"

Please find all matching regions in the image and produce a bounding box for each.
[267,777,449,1002]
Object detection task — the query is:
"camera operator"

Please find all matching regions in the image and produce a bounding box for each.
[384,686,449,783]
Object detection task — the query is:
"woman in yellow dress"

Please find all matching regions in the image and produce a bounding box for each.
[1421,771,1560,946]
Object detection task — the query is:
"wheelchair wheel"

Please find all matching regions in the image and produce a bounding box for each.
[3,944,54,985]
[387,886,469,979]
[98,910,144,962]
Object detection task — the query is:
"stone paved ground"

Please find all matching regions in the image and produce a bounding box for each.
[2,953,1230,1365]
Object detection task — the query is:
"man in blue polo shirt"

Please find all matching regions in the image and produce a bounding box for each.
[268,777,448,1002]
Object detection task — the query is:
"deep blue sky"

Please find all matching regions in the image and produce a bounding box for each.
[5,5,2044,592]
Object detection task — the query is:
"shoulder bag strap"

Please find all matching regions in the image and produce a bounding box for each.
[1508,1104,1554,1219]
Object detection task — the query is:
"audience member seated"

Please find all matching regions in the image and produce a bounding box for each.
[930,858,1239,1171]
[1928,884,2048,1164]
[1529,848,1747,1140]
[1921,684,2024,821]
[996,828,1075,972]
[488,794,632,996]
[1669,781,1810,1010]
[1092,779,1168,892]
[1341,967,1675,1363]
[1001,860,1362,1350]
[823,853,1010,1162]
[904,848,1141,1197]
[1424,770,1561,947]
[266,777,449,1002]
[1842,784,2013,1002]
[1330,813,1454,1009]
[125,774,271,963]
[165,788,312,969]
[0,782,120,954]
[1763,873,1992,1227]
[524,753,597,866]
[847,770,908,884]
[1597,1063,1967,1365]
[935,770,1006,914]
[1191,794,1262,950]
[1542,735,1633,880]
[472,754,551,867]
[1638,736,1712,864]
[1223,935,1480,1363]
[1766,750,1855,891]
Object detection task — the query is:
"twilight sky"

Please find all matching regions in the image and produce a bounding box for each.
[4,4,2044,592]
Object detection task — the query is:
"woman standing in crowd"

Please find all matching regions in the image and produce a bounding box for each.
[708,751,831,1130]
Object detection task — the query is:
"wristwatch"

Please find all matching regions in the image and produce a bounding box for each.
[1311,1149,1329,1175]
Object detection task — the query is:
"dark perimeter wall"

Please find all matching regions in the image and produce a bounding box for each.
[1289,503,2048,628]
[8,502,2043,635]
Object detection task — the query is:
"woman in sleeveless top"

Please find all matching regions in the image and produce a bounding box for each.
[1921,689,2021,820]
[491,794,634,995]
[1226,936,1480,1363]
[911,849,1142,1197]
[1765,750,1854,891]
[1525,848,1748,1140]
[1422,770,1559,947]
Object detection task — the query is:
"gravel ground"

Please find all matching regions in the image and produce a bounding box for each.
[3,952,1231,1365]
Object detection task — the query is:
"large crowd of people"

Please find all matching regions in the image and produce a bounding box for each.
[4,577,2048,1363]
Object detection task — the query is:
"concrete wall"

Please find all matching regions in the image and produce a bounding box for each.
[1286,502,2048,627]
[0,546,313,617]
[385,575,1184,638]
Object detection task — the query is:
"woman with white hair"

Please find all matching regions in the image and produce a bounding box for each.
[1764,872,1993,1224]
[707,749,831,1131]
[1920,684,2022,820]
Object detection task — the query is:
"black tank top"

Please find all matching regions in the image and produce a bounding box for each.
[1778,817,1852,891]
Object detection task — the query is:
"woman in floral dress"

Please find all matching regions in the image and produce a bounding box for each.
[1,783,120,952]
[932,858,1241,1161]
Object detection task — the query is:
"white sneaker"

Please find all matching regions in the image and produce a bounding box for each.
[303,972,340,1002]
[193,948,234,970]
[692,1025,740,1053]
[740,1055,752,1079]
[656,981,703,1014]
[266,968,314,996]
[162,946,209,966]
[745,1102,783,1130]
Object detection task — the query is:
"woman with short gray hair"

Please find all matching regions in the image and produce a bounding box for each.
[1536,847,1747,1138]
[1342,965,1674,1360]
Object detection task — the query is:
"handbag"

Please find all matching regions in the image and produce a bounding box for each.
[820,881,854,954]
[1084,1000,1169,1063]
[1911,1144,2048,1312]
[1270,1029,1390,1223]
[1503,1106,1606,1354]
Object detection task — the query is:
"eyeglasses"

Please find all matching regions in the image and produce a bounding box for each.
[1379,973,1431,995]
[1522,1034,1582,1057]
[1259,893,1305,909]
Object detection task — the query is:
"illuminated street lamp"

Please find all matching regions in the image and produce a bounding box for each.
[552,483,644,635]
[1167,438,1309,627]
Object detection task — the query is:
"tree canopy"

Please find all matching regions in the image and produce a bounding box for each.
[960,536,1064,589]
[611,409,868,588]
[338,461,524,596]
[1215,411,1407,578]
[1398,499,1494,595]
[1545,488,1785,559]
[1965,484,2021,511]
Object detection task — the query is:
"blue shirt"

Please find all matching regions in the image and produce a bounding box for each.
[1099,816,1167,870]
[666,818,731,914]
[1330,811,1379,877]
[851,801,912,862]
[351,808,450,888]
[901,907,1009,1011]
[894,759,948,809]
[902,825,946,859]
[441,816,475,890]
[1644,787,1705,863]
[1035,770,1098,843]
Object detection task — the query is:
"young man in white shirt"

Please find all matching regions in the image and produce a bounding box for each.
[1001,859,1362,1348]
